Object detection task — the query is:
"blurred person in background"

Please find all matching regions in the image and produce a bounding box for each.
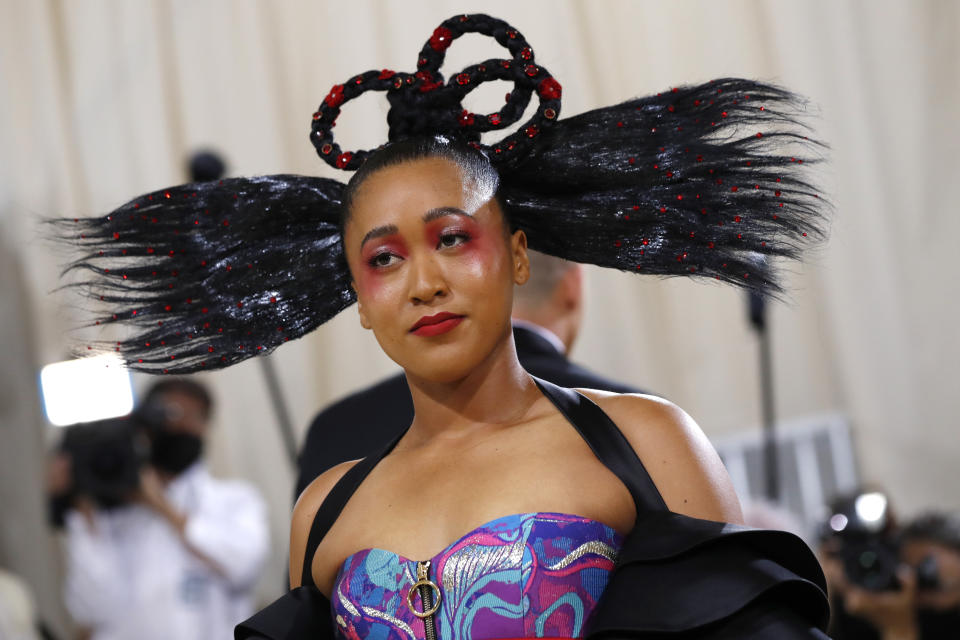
[840,513,960,640]
[53,379,269,640]
[295,250,645,496]
[821,491,960,639]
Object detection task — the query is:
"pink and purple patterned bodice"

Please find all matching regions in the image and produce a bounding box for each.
[332,512,622,640]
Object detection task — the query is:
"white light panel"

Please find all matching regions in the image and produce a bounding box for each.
[40,354,134,426]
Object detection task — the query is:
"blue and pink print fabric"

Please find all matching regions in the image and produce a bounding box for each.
[332,512,622,639]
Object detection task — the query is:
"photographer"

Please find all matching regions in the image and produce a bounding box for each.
[822,496,960,640]
[56,380,268,640]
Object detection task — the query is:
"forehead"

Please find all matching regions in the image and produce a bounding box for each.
[345,157,499,236]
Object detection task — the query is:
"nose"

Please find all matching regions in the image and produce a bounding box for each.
[408,254,447,304]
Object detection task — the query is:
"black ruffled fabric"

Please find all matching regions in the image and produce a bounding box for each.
[235,585,331,640]
[235,514,829,639]
[585,511,829,638]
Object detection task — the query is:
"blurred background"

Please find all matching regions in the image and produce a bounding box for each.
[1,0,958,638]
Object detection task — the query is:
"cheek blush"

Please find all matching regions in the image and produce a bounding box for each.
[355,236,408,297]
[426,217,502,271]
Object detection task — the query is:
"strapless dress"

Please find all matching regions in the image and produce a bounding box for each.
[332,512,621,640]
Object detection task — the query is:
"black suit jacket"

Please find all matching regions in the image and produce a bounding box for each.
[295,325,642,496]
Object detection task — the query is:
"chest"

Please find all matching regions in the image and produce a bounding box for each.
[313,419,635,594]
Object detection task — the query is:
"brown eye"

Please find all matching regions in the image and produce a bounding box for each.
[438,232,469,249]
[369,252,400,268]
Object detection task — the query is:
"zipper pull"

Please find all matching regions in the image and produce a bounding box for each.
[407,560,441,617]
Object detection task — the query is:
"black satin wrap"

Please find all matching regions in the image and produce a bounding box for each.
[236,585,331,639]
[585,512,830,638]
[235,514,829,639]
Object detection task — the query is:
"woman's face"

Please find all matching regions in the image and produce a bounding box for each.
[343,156,529,383]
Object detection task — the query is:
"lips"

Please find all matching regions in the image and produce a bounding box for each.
[410,311,465,337]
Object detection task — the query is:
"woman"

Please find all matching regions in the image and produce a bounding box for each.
[59,14,830,639]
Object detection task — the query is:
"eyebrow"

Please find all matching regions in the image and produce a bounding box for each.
[422,206,472,223]
[359,207,473,249]
[360,224,399,249]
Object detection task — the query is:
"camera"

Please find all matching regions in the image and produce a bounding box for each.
[60,416,148,508]
[822,491,942,592]
[822,492,901,591]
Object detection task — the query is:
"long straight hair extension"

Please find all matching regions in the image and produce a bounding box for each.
[55,175,351,373]
[500,78,827,292]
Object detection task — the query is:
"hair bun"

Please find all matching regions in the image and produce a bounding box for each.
[309,13,562,171]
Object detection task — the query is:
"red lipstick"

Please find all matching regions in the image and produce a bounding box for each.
[410,312,465,337]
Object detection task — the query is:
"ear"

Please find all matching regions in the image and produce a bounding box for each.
[352,281,372,330]
[511,230,530,286]
[559,264,583,311]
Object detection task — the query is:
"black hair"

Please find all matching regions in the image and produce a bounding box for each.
[52,13,829,375]
[902,512,960,552]
[340,135,502,231]
[143,378,213,418]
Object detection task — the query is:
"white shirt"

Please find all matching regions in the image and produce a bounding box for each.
[63,463,269,640]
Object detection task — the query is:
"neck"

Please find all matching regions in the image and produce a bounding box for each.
[403,331,542,446]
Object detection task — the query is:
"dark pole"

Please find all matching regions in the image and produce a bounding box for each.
[258,356,299,466]
[748,288,779,501]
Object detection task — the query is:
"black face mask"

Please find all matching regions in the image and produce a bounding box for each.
[917,607,960,639]
[150,431,203,475]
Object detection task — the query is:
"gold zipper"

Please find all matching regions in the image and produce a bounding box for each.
[407,560,440,640]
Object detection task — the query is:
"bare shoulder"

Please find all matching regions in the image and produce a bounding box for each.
[576,389,743,524]
[289,459,360,588]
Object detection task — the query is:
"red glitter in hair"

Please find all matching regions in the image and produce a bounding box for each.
[428,26,453,51]
[325,84,345,108]
[538,77,561,100]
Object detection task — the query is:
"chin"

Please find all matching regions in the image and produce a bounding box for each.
[396,346,486,384]
[386,336,502,385]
